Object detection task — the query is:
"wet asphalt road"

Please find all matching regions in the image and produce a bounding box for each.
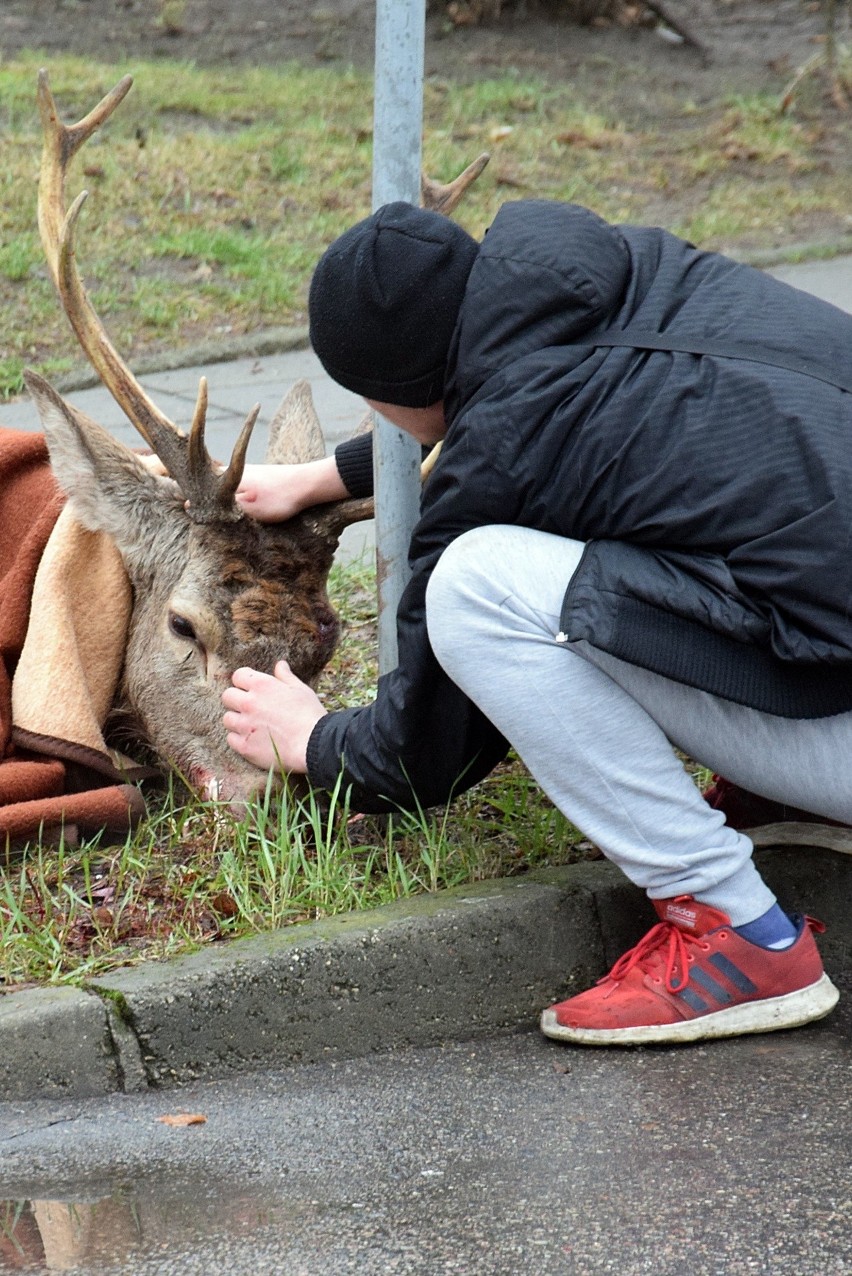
[1,990,850,1276]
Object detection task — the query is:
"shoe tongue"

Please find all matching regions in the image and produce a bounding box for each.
[653,896,730,935]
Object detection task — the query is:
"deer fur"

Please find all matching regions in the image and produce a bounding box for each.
[26,374,366,805]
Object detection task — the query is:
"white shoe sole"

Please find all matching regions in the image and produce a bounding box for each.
[746,821,852,853]
[540,973,840,1047]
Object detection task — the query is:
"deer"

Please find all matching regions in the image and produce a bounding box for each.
[15,70,487,812]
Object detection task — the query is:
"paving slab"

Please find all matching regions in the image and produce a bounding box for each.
[755,845,852,978]
[0,346,366,457]
[766,255,852,312]
[3,250,850,444]
[0,344,374,561]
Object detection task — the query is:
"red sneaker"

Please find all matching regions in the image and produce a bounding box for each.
[540,896,839,1046]
[703,775,852,853]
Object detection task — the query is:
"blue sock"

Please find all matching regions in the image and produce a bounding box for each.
[734,903,798,950]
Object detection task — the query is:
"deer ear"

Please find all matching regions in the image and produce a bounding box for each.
[25,371,181,548]
[264,379,328,465]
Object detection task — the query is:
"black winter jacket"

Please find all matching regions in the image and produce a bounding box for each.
[307,200,852,813]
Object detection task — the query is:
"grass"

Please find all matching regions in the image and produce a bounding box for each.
[0,767,589,989]
[0,557,591,989]
[0,51,851,397]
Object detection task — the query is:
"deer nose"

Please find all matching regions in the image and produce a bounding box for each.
[315,606,338,645]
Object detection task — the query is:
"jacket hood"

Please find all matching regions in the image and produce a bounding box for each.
[446,200,630,410]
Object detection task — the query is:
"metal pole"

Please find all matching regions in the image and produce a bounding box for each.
[372,0,425,674]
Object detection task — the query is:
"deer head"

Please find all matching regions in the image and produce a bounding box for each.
[27,71,487,805]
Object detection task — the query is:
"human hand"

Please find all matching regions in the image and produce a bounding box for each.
[236,456,350,523]
[222,661,328,773]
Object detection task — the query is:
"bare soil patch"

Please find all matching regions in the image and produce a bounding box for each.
[0,2,841,117]
[4,2,851,255]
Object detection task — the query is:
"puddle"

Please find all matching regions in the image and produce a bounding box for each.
[0,1184,316,1273]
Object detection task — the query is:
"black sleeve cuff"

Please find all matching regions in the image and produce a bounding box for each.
[334,434,374,499]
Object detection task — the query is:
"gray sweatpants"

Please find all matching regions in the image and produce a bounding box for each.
[425,525,852,927]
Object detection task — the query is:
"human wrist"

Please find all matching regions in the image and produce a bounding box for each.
[299,455,350,506]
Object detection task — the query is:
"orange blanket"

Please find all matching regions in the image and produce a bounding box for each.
[1,428,148,852]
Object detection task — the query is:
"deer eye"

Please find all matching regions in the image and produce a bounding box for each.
[168,611,197,642]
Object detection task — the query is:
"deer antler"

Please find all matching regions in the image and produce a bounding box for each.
[421,153,490,215]
[36,69,254,523]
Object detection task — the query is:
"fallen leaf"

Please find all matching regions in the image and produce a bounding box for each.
[495,169,526,189]
[210,891,239,918]
[157,1113,207,1127]
[720,140,761,161]
[556,128,622,150]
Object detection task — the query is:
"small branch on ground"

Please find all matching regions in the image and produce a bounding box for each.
[780,54,849,113]
[780,0,850,113]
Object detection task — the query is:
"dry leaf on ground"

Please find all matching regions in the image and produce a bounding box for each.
[157,1113,208,1127]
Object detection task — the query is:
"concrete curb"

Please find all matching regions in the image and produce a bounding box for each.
[1,849,849,1101]
[0,986,119,1100]
[730,233,852,269]
[50,325,311,395]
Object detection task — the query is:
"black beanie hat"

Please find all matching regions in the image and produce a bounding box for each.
[308,202,480,408]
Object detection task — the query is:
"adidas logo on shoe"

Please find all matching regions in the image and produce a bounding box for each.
[661,900,702,931]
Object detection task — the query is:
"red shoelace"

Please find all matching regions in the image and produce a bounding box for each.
[601,921,713,995]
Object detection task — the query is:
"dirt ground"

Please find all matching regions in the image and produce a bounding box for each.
[0,1,843,120]
[2,1,850,266]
